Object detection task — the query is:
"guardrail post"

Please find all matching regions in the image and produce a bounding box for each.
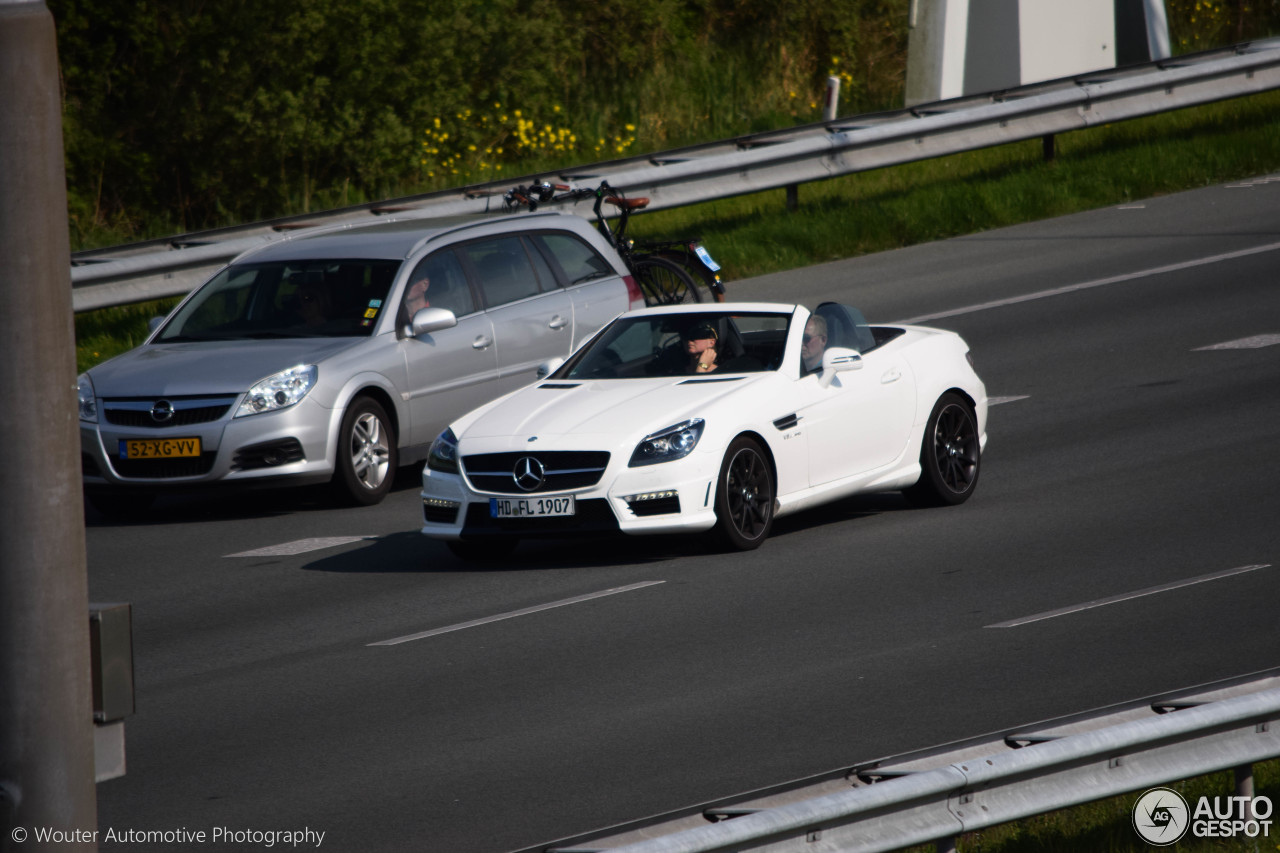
[0,0,98,845]
[1236,763,1254,801]
[786,184,799,211]
[1043,134,1056,162]
[936,836,957,853]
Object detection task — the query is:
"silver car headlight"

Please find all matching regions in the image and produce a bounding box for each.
[235,364,318,418]
[77,373,98,423]
[427,428,460,474]
[629,418,704,467]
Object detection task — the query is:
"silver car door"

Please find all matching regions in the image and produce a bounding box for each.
[459,235,573,394]
[399,248,499,447]
[530,231,628,348]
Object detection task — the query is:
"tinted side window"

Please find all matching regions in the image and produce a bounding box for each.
[522,235,559,291]
[535,233,613,285]
[461,236,540,307]
[404,249,475,319]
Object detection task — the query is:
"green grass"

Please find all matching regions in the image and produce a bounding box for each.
[67,89,1280,848]
[624,88,1280,277]
[915,759,1280,853]
[74,89,1280,376]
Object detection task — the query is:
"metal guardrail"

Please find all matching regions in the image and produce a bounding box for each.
[525,673,1280,853]
[70,38,1280,313]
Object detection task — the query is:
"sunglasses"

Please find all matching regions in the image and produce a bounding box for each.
[803,333,825,344]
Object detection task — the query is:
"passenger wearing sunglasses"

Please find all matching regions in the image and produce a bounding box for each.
[801,315,828,375]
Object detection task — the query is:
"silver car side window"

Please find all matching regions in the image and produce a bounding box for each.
[404,250,475,320]
[462,237,540,307]
[534,232,613,285]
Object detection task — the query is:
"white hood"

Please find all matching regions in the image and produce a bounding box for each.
[459,375,767,443]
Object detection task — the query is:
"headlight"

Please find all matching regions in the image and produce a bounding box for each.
[427,427,460,474]
[629,418,704,467]
[235,364,317,418]
[77,373,98,423]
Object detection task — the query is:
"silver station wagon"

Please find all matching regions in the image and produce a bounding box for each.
[78,211,644,514]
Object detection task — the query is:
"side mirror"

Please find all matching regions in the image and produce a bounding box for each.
[147,316,164,334]
[406,307,458,338]
[818,347,862,388]
[536,357,565,379]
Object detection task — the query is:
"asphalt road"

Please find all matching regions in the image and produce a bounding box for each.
[87,174,1280,852]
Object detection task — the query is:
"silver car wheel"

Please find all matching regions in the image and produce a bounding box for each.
[349,411,391,491]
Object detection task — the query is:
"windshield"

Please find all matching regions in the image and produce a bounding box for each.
[155,259,401,341]
[556,312,792,379]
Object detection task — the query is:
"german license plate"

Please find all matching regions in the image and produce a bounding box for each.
[490,495,575,518]
[119,437,202,459]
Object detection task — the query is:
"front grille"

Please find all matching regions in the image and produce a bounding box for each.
[109,452,218,479]
[232,438,305,471]
[462,451,610,494]
[102,396,237,428]
[462,499,619,536]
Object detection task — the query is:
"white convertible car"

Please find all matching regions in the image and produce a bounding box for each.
[420,302,987,558]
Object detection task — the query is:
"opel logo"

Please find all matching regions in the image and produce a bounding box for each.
[150,400,175,423]
[513,456,545,492]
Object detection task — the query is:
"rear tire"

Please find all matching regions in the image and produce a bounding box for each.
[713,436,775,550]
[633,255,702,305]
[905,393,980,507]
[333,397,397,506]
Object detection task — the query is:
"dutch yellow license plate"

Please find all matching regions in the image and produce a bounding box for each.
[118,437,202,459]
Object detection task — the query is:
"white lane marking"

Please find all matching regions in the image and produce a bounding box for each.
[226,537,373,557]
[986,564,1271,628]
[988,395,1029,406]
[1193,334,1280,351]
[1226,176,1280,188]
[1118,203,1146,209]
[897,240,1280,325]
[369,581,666,647]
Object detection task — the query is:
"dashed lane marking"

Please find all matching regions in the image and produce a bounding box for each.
[370,581,667,646]
[225,537,374,557]
[986,564,1271,628]
[1193,334,1280,351]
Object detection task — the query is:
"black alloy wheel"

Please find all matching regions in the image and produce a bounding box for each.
[906,392,980,506]
[714,436,775,550]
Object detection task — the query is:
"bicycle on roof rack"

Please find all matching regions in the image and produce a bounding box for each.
[502,180,725,305]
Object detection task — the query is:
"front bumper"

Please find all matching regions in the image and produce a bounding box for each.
[420,449,722,541]
[80,395,337,492]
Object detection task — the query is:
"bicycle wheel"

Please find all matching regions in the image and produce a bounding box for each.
[632,255,702,306]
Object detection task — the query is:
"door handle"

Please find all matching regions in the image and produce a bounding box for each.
[472,335,493,350]
[881,368,901,384]
[548,315,569,330]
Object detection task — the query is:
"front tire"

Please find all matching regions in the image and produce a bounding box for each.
[333,397,397,506]
[713,436,775,550]
[905,393,980,507]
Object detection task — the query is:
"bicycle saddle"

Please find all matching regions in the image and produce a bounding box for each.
[605,196,650,210]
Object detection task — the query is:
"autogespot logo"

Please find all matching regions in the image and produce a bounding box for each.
[1133,787,1190,846]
